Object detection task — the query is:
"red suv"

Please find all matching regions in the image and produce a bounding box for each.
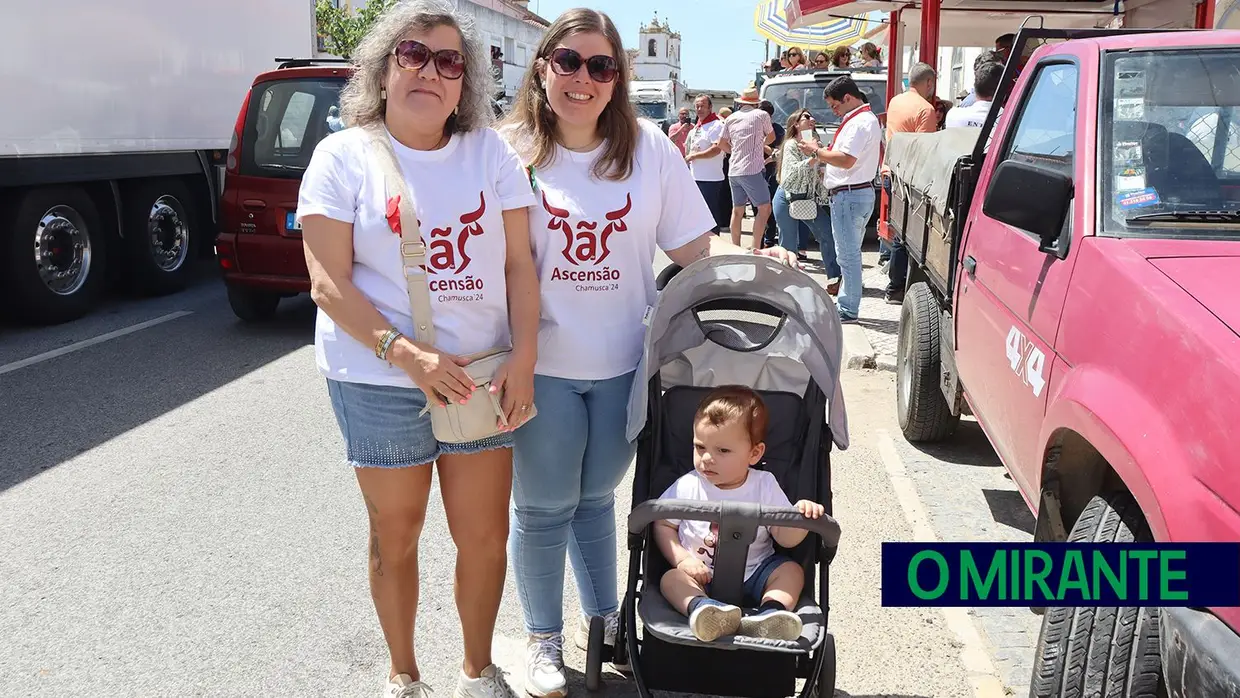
[215,59,352,321]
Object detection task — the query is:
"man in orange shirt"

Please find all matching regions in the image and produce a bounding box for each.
[881,62,938,304]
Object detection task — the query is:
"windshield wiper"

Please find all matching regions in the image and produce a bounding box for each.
[1126,209,1240,224]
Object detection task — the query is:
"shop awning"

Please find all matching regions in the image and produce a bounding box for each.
[860,5,1124,44]
[784,0,1136,32]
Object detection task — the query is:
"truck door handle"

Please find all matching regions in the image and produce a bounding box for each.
[964,255,977,277]
[242,200,267,211]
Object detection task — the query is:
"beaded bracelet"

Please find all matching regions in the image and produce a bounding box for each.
[375,327,402,362]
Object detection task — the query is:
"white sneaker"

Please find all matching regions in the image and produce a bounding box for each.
[738,608,803,641]
[455,664,518,698]
[386,674,433,698]
[688,601,742,642]
[525,633,567,698]
[575,611,631,672]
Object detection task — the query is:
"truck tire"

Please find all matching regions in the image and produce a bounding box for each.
[120,179,196,295]
[896,281,959,442]
[227,284,281,322]
[1,186,108,325]
[1029,491,1164,698]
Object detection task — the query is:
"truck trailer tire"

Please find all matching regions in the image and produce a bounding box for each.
[896,281,959,442]
[1,186,108,325]
[120,179,196,296]
[1029,491,1163,698]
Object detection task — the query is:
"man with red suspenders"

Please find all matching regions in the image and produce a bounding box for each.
[798,75,882,323]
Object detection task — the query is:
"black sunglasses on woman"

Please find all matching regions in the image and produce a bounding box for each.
[547,47,618,83]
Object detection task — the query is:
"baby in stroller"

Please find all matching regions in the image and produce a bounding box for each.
[654,385,827,643]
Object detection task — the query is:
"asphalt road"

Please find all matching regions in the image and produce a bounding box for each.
[0,251,1044,698]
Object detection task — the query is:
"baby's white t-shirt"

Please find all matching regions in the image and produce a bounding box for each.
[499,119,716,380]
[297,126,535,388]
[659,469,794,580]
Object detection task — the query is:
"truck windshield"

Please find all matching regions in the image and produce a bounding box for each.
[635,102,668,122]
[764,80,887,128]
[1100,48,1240,239]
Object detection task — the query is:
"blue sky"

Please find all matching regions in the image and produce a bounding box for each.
[527,0,773,92]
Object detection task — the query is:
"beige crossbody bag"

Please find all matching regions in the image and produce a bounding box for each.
[364,124,534,443]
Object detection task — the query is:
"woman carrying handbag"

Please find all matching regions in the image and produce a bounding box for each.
[772,109,841,292]
[295,1,540,696]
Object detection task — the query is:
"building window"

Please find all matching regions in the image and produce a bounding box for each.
[648,38,657,57]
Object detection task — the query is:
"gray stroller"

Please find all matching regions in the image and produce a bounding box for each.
[582,255,849,698]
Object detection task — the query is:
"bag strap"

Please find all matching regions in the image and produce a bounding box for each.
[363,124,436,346]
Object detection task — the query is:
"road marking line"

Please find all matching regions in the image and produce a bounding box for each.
[877,429,1010,698]
[0,311,193,377]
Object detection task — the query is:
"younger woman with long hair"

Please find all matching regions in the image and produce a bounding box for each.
[498,9,796,696]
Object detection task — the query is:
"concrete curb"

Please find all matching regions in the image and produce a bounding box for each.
[842,325,877,370]
[876,353,897,373]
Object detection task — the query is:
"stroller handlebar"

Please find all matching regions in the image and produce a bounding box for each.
[628,498,841,548]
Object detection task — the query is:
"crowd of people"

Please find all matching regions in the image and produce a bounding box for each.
[665,32,1016,320]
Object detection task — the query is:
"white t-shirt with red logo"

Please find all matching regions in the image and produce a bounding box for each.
[500,119,716,380]
[660,469,794,580]
[296,126,535,389]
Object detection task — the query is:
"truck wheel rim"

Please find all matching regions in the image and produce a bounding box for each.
[898,309,913,410]
[34,205,92,296]
[148,195,190,272]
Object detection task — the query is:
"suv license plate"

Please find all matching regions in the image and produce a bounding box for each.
[286,212,302,231]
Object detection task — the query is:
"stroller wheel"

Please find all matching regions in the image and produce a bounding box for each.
[816,633,837,697]
[584,615,605,691]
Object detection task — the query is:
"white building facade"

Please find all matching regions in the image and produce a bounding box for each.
[314,0,548,102]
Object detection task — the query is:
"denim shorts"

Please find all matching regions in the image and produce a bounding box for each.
[326,379,513,468]
[707,553,796,608]
[729,172,772,207]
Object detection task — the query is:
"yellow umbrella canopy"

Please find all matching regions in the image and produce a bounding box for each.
[754,0,872,51]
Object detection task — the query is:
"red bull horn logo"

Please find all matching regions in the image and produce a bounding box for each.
[542,191,631,285]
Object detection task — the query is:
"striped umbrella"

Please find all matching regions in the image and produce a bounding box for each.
[753,0,872,51]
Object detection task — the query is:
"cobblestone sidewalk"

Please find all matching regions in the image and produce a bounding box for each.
[796,244,901,372]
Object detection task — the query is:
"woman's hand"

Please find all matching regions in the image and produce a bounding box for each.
[797,138,820,156]
[390,338,476,407]
[491,354,535,430]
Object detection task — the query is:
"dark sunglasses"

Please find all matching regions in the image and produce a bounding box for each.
[548,47,618,83]
[391,40,465,80]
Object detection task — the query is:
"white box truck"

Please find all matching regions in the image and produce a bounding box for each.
[630,79,686,133]
[0,0,313,325]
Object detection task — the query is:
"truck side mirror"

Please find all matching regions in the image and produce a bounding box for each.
[982,160,1073,256]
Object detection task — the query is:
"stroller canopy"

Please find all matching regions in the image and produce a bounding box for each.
[625,255,849,450]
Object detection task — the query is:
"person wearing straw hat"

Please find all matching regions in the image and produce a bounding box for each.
[717,83,776,249]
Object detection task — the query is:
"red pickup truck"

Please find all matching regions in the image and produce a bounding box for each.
[886,27,1240,696]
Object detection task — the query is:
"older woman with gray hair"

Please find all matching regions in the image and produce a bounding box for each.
[296,1,539,696]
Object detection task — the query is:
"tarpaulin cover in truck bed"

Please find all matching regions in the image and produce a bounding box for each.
[885,128,982,215]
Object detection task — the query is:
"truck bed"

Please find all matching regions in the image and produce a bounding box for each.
[885,128,982,297]
[1,0,313,157]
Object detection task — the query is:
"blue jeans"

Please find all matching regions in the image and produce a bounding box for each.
[510,371,639,634]
[772,185,840,278]
[829,187,876,319]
